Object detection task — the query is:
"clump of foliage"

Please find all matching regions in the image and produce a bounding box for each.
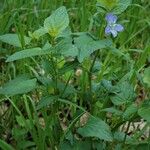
[0,0,150,149]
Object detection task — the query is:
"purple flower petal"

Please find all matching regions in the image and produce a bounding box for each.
[105,13,124,38]
[110,30,118,37]
[105,13,117,24]
[114,24,124,32]
[105,26,111,35]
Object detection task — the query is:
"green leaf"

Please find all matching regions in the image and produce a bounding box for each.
[77,116,113,141]
[56,37,78,57]
[0,139,15,150]
[19,141,35,149]
[36,96,56,110]
[0,76,37,96]
[44,6,69,37]
[130,143,150,150]
[60,140,92,150]
[111,81,135,105]
[57,81,76,96]
[12,127,27,138]
[74,34,112,62]
[29,27,47,39]
[16,116,26,127]
[6,47,52,62]
[0,34,31,47]
[101,107,123,116]
[138,107,150,122]
[92,141,105,150]
[57,27,72,38]
[114,132,135,144]
[42,41,52,50]
[58,61,78,75]
[97,0,119,10]
[143,67,150,87]
[112,0,132,14]
[123,104,137,120]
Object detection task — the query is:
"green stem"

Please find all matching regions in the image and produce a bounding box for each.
[89,50,100,92]
[88,50,100,112]
[123,121,131,144]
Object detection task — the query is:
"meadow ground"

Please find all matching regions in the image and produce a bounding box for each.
[0,0,150,149]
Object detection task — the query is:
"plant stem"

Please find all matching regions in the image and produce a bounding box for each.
[88,50,100,112]
[123,121,131,144]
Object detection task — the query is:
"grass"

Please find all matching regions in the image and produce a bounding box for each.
[0,0,150,149]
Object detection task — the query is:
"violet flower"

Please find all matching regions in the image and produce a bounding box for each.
[105,13,124,38]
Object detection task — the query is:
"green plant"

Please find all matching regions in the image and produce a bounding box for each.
[0,0,150,149]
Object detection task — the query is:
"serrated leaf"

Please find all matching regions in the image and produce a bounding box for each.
[44,6,69,37]
[29,27,47,39]
[57,27,72,38]
[6,47,52,62]
[0,34,31,47]
[36,96,56,110]
[111,81,135,105]
[77,116,113,141]
[138,107,150,122]
[112,0,132,14]
[74,34,112,62]
[101,79,113,91]
[123,104,137,120]
[42,42,52,50]
[0,76,37,96]
[56,37,78,57]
